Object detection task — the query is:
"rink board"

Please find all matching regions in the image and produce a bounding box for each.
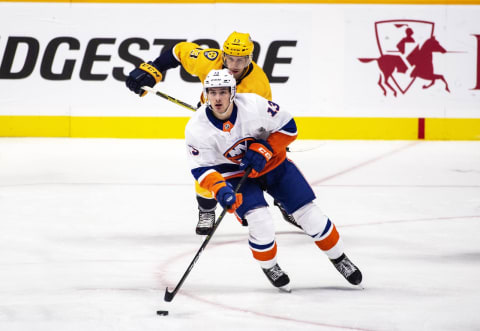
[0,1,479,139]
[1,116,479,140]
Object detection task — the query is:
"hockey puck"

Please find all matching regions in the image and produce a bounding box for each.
[156,310,169,316]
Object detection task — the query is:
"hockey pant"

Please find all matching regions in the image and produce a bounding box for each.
[228,159,316,218]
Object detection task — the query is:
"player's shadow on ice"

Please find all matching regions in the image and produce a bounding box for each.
[186,284,362,296]
[290,286,363,292]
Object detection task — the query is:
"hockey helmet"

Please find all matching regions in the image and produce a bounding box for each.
[203,69,237,104]
[223,31,254,58]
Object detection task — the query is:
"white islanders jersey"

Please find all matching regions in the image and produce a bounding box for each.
[185,93,297,184]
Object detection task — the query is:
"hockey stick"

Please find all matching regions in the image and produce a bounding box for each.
[142,85,197,112]
[286,142,325,153]
[164,167,252,302]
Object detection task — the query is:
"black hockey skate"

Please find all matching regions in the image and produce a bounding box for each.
[273,200,302,230]
[262,264,291,292]
[330,253,362,285]
[196,210,215,235]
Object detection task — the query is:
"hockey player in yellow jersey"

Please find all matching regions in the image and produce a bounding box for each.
[172,34,271,101]
[127,32,271,99]
[126,31,296,235]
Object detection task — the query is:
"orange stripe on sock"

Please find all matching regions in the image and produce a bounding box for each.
[315,225,340,251]
[251,242,277,261]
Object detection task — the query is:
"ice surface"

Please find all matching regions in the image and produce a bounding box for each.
[1,138,479,331]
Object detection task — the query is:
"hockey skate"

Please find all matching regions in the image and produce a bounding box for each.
[262,263,291,292]
[273,200,302,229]
[330,253,363,286]
[196,210,215,235]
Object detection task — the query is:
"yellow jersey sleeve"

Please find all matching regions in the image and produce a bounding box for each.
[173,42,272,101]
[173,42,223,83]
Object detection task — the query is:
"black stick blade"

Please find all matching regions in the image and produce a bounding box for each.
[164,287,174,302]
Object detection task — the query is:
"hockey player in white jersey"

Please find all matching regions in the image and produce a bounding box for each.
[185,69,362,290]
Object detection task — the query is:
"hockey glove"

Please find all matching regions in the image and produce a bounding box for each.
[215,182,243,214]
[125,62,163,97]
[239,140,273,174]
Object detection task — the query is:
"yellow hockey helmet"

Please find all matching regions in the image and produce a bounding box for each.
[223,32,254,58]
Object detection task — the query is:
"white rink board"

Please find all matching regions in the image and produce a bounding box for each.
[0,2,479,118]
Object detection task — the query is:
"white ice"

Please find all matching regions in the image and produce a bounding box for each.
[1,138,479,331]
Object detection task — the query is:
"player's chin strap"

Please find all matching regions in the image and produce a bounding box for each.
[164,167,252,303]
[141,86,198,112]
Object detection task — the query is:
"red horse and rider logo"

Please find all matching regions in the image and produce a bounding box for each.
[359,20,451,96]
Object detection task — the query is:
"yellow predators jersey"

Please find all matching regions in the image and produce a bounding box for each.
[173,42,272,101]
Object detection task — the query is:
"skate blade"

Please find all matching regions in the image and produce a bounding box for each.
[355,282,365,290]
[278,284,291,293]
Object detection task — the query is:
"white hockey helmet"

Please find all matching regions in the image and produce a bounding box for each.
[203,69,237,104]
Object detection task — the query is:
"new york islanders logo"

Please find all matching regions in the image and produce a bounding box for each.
[224,137,255,164]
[359,20,451,96]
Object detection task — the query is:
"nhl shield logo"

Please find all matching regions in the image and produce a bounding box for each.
[359,19,451,96]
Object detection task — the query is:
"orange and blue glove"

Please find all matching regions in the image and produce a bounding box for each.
[213,181,243,213]
[239,139,273,174]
